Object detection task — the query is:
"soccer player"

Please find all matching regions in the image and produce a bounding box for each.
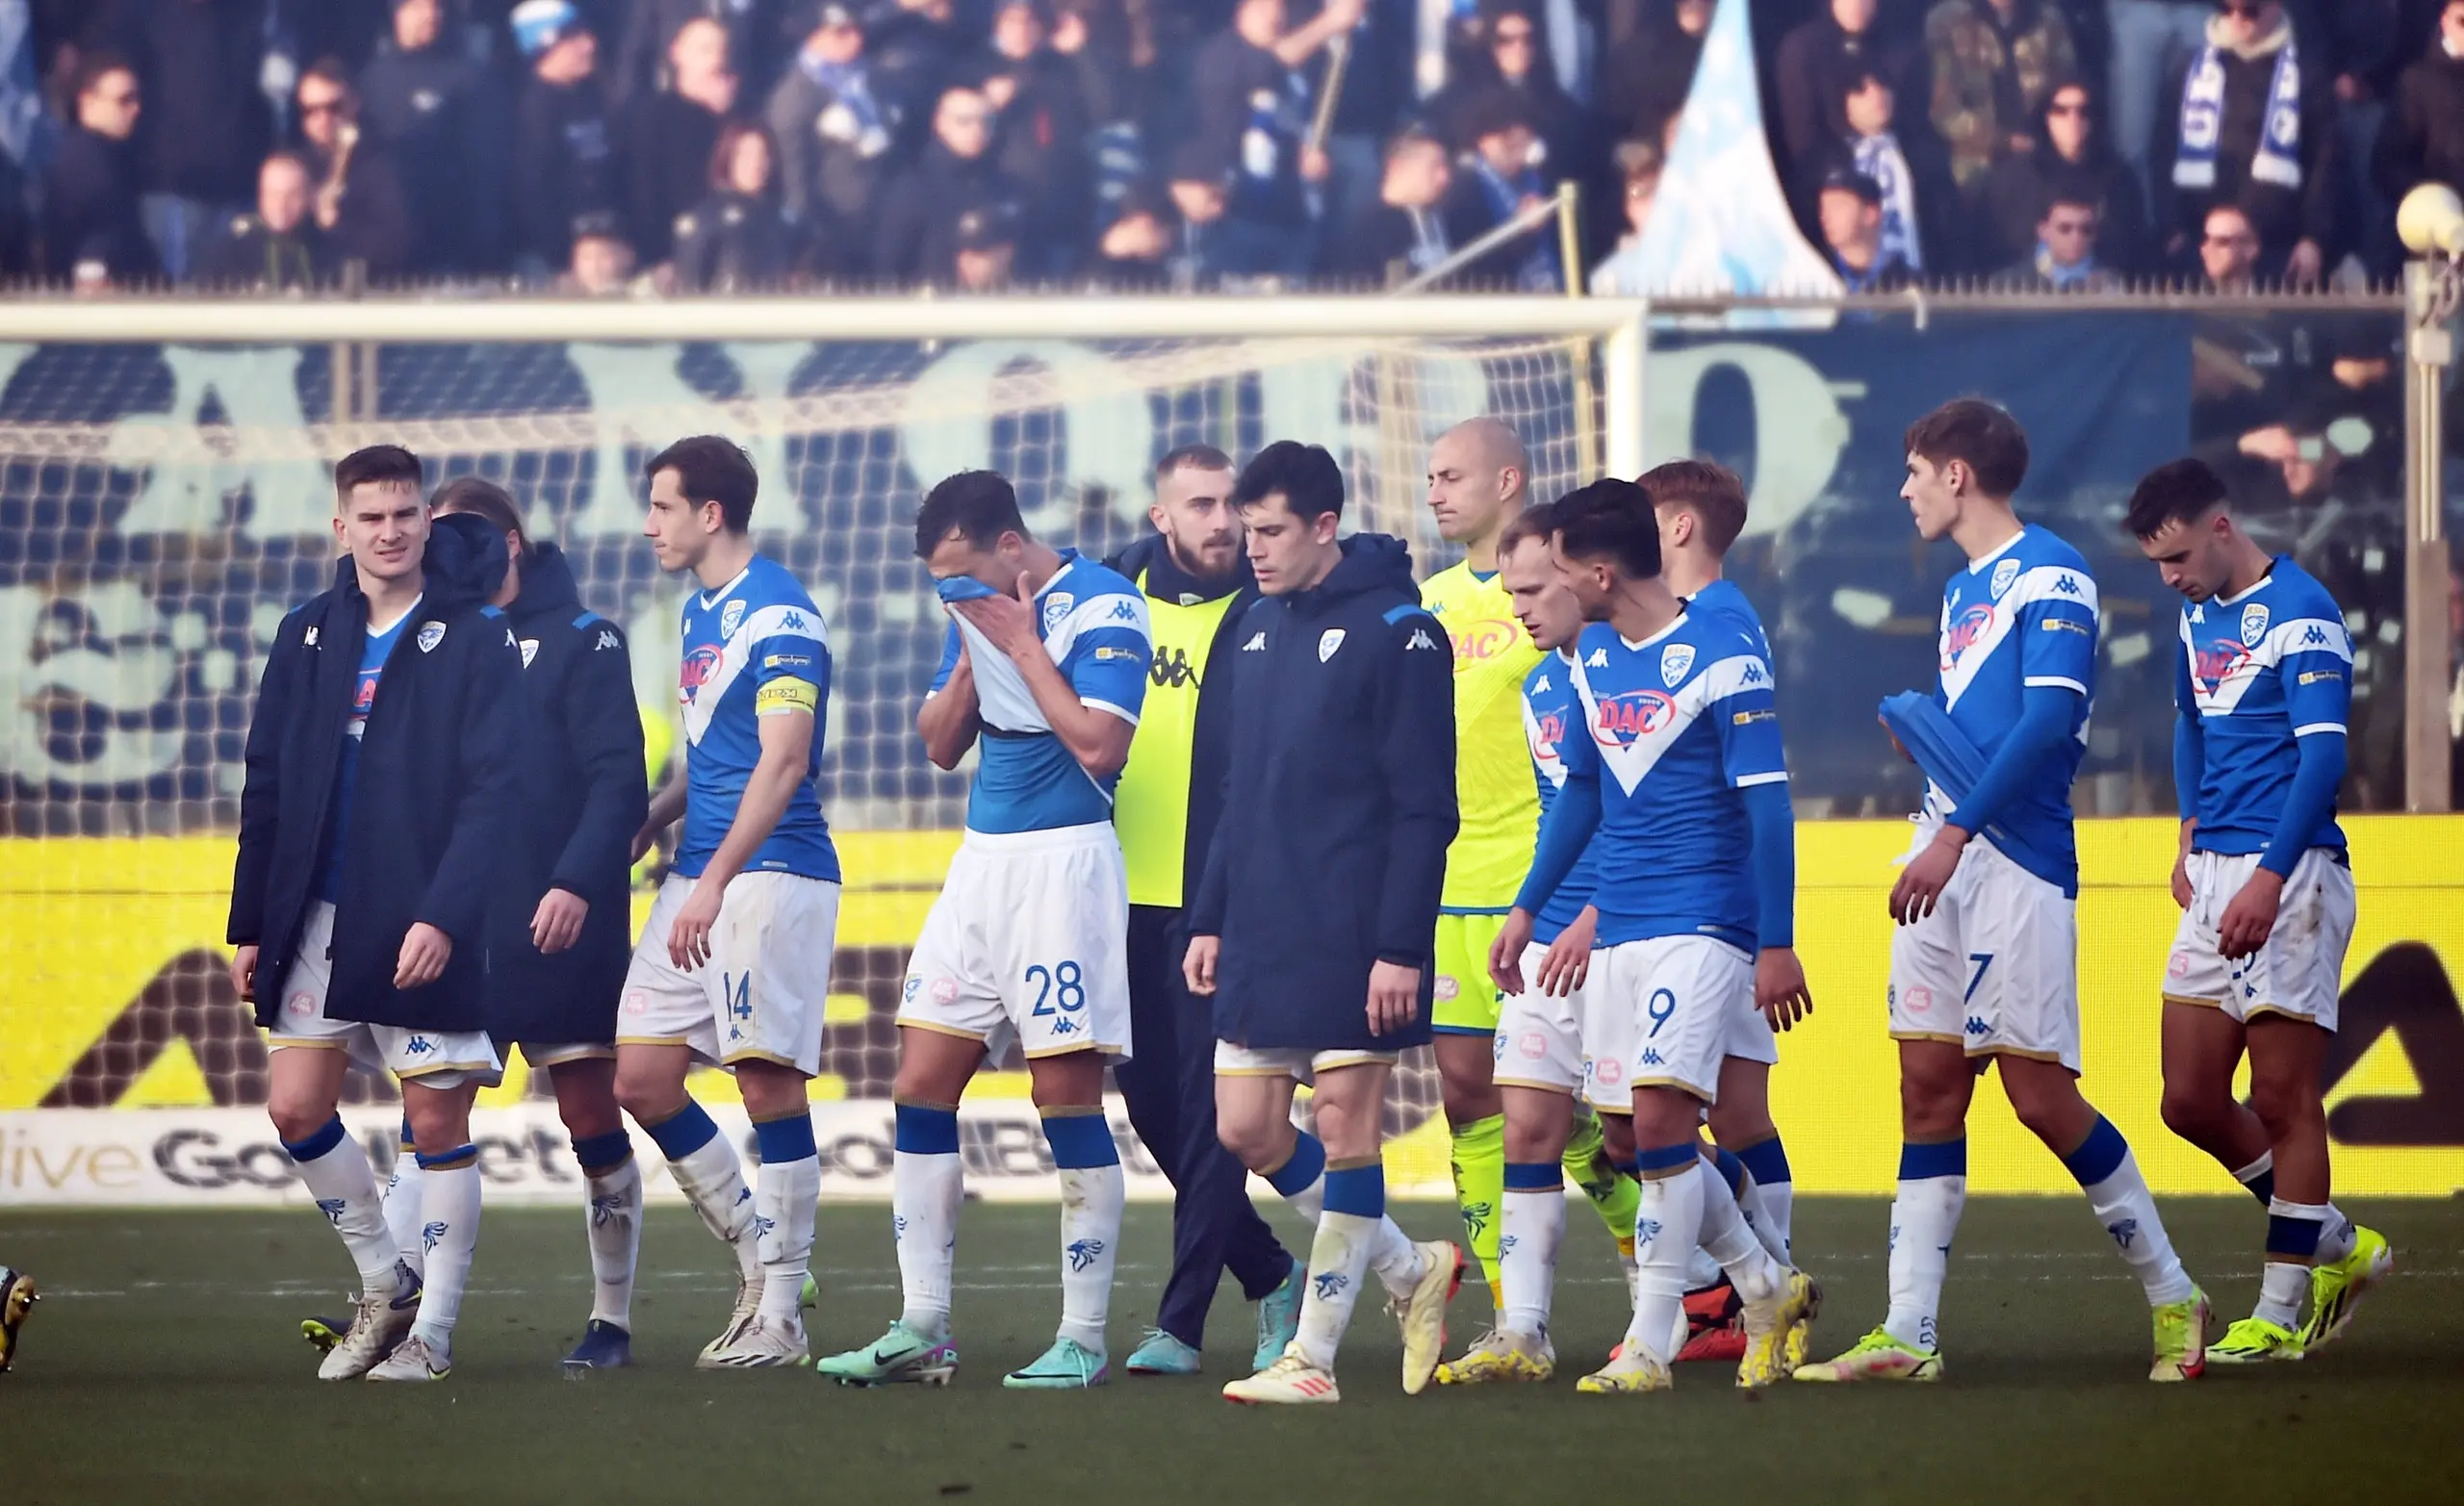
[1799,399,2209,1385]
[1491,479,1819,1393]
[1103,446,1304,1377]
[817,471,1149,1391]
[230,444,520,1383]
[435,478,651,1369]
[1188,441,1461,1406]
[615,436,841,1368]
[2125,457,2391,1361]
[1426,420,1639,1312]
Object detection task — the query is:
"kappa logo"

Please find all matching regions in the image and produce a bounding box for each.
[779,610,807,633]
[1318,628,1346,662]
[2241,603,2271,648]
[1108,599,1140,623]
[2053,574,2082,597]
[1638,1046,1665,1067]
[1585,648,1607,667]
[520,638,540,669]
[1989,557,2021,599]
[1242,631,1266,651]
[1533,673,1551,693]
[2302,623,2330,647]
[720,600,747,638]
[415,621,446,653]
[595,628,620,651]
[1041,592,1075,634]
[1659,643,1695,686]
[1406,628,1438,651]
[404,1035,436,1056]
[1964,1016,1989,1036]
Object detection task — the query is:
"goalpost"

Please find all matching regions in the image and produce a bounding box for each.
[0,294,1645,1152]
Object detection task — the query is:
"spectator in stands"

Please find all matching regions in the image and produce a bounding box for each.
[949,198,1021,289]
[1188,0,1357,279]
[114,0,277,281]
[976,0,1093,278]
[293,61,414,283]
[40,51,158,288]
[2105,0,2220,195]
[2157,0,2337,285]
[1329,126,1453,283]
[1924,0,2077,191]
[624,15,736,266]
[1992,185,2124,286]
[1982,74,2152,272]
[766,2,898,236]
[361,0,502,275]
[1089,180,1176,285]
[869,0,970,121]
[2196,198,2260,288]
[561,211,639,294]
[1816,166,1915,289]
[1428,1,1592,205]
[1600,0,1711,145]
[870,81,1019,279]
[1588,138,1662,294]
[1443,84,1560,289]
[2372,0,2464,215]
[511,0,622,277]
[612,0,790,109]
[195,151,329,289]
[1317,0,1417,248]
[672,120,809,290]
[1807,67,1965,277]
[1164,142,1233,289]
[1773,0,1912,190]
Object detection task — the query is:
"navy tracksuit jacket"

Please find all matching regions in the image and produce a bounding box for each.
[227,512,523,1034]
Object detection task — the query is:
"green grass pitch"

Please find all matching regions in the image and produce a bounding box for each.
[6,1197,2460,1505]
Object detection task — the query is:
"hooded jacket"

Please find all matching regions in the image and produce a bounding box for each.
[1188,534,1457,1052]
[228,512,522,1034]
[484,544,650,1044]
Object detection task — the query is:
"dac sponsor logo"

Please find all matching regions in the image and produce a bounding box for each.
[1593,689,1677,745]
[679,644,724,701]
[1449,619,1520,665]
[1941,603,1995,665]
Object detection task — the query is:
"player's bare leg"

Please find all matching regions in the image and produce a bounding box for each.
[615,1043,764,1363]
[546,1056,640,1369]
[1440,1084,1571,1384]
[1436,1033,1508,1309]
[1005,1048,1123,1389]
[1707,1059,1796,1261]
[270,1046,418,1379]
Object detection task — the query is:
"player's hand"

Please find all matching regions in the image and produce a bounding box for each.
[531,887,589,955]
[2217,867,2285,960]
[231,944,259,1003]
[668,878,725,971]
[1537,906,1597,997]
[951,575,1042,661]
[629,820,662,865]
[1889,826,1966,925]
[1487,908,1535,995]
[1183,934,1220,995]
[1366,960,1419,1037]
[2171,821,2197,910]
[395,923,452,990]
[1756,947,1813,1031]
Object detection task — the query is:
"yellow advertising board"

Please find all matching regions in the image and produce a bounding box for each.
[3,819,2457,1195]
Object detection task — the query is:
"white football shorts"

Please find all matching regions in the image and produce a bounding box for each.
[1595,933,1771,1104]
[1888,828,2080,1071]
[900,822,1132,1061]
[2165,848,2355,1029]
[1493,940,1633,1116]
[619,870,839,1076]
[266,902,502,1088]
[1214,1042,1400,1082]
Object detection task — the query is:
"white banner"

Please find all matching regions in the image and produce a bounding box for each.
[0,1101,1185,1208]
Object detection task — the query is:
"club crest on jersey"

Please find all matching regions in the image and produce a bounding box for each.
[720,600,747,638]
[679,644,724,702]
[1041,591,1074,634]
[2240,602,2270,647]
[1989,557,2021,599]
[1319,628,1346,662]
[519,638,539,669]
[1593,688,1677,745]
[1659,643,1695,686]
[1941,603,1994,665]
[416,622,446,653]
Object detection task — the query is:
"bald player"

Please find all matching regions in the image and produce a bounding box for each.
[1423,418,1640,1313]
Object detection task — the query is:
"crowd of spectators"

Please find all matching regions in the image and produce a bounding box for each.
[0,0,2458,293]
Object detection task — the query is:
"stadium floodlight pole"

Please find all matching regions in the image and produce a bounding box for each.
[2396,184,2461,813]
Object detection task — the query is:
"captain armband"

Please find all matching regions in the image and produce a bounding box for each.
[755,677,820,716]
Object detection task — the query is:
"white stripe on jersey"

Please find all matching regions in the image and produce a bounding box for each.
[2183,614,2353,720]
[1939,563,2099,713]
[682,601,828,745]
[1578,651,1772,796]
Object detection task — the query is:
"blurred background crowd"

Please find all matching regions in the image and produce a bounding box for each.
[1,0,2459,294]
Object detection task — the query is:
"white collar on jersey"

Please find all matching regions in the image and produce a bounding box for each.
[696,562,754,611]
[368,593,425,637]
[1616,608,1689,653]
[1964,524,2028,574]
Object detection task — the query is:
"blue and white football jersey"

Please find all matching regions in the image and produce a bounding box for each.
[1688,577,1772,664]
[1558,611,1789,951]
[1931,526,2097,893]
[2176,556,2350,856]
[314,599,419,903]
[1520,650,1601,947]
[675,554,838,882]
[929,549,1153,834]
